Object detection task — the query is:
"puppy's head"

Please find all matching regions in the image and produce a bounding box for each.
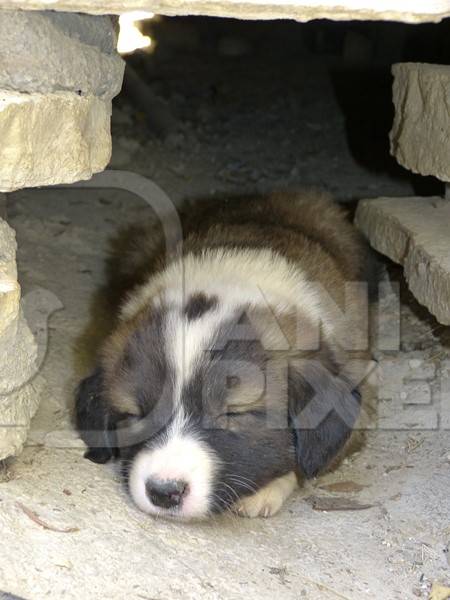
[76,295,361,520]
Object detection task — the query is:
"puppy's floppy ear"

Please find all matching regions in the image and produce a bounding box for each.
[75,368,118,464]
[288,359,361,478]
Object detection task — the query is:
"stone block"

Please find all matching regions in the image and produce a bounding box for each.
[0,217,43,460]
[390,62,450,182]
[0,9,123,192]
[355,197,450,325]
[0,11,124,99]
[0,91,112,192]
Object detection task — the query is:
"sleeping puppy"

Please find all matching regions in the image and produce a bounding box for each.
[76,190,374,520]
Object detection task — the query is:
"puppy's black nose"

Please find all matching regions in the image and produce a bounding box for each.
[146,479,187,509]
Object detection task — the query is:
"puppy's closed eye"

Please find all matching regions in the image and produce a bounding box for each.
[115,412,166,448]
[225,380,267,414]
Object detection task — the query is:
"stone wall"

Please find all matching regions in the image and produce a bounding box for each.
[0,10,124,192]
[390,63,450,182]
[0,10,123,455]
[0,217,43,460]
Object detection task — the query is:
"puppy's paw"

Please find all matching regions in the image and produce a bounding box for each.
[234,471,297,519]
[235,487,285,518]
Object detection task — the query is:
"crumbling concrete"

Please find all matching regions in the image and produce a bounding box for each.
[0,0,448,23]
[390,62,450,182]
[355,196,450,325]
[0,10,124,192]
[0,218,43,460]
[0,91,112,192]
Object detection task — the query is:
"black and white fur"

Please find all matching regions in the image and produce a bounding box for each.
[76,191,374,520]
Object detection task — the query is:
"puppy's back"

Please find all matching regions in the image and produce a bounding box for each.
[183,190,371,291]
[110,190,373,308]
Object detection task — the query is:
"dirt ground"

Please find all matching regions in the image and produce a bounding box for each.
[0,18,449,600]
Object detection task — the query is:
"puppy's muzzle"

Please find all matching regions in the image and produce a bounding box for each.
[145,478,188,509]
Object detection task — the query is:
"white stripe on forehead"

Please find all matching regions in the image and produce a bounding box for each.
[165,298,231,406]
[120,247,328,334]
[120,248,333,406]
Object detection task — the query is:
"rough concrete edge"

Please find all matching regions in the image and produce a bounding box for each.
[404,241,450,327]
[0,91,112,193]
[0,375,46,461]
[0,216,46,460]
[389,154,449,183]
[388,153,446,188]
[355,198,450,326]
[0,0,447,22]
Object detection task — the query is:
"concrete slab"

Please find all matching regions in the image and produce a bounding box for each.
[0,0,449,23]
[1,431,449,600]
[0,187,448,600]
[355,197,450,326]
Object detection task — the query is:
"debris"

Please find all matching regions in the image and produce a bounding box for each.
[16,502,79,533]
[444,542,450,567]
[55,560,73,570]
[421,543,439,562]
[385,464,414,473]
[305,496,375,512]
[319,480,367,493]
[63,489,72,496]
[406,436,424,453]
[389,493,402,501]
[429,583,450,600]
[267,566,290,586]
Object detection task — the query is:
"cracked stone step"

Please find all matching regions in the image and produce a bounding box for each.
[355,196,450,325]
